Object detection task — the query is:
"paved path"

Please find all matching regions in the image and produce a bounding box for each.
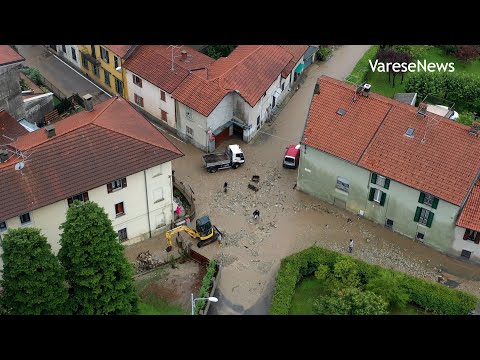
[16,45,110,105]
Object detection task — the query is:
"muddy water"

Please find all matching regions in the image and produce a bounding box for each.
[148,45,480,315]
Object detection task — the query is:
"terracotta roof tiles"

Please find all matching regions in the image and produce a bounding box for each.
[0,45,24,66]
[457,182,480,231]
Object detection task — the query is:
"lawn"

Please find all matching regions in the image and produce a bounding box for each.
[353,46,480,99]
[138,297,187,315]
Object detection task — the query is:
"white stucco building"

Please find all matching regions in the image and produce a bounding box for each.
[0,96,183,270]
[51,45,81,69]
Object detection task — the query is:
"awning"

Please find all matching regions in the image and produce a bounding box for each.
[213,120,233,136]
[295,63,305,74]
[273,88,282,98]
[304,46,318,60]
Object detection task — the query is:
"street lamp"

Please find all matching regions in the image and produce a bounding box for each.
[191,293,218,315]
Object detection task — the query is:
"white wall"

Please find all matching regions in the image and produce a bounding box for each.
[177,101,209,151]
[126,69,176,129]
[452,226,480,263]
[0,163,174,270]
[206,93,233,134]
[56,45,80,69]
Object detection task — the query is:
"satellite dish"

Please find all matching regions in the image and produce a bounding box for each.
[15,161,25,171]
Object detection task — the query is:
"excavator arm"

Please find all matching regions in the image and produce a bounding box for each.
[165,225,200,251]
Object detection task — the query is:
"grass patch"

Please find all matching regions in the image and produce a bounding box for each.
[289,276,329,315]
[53,95,62,107]
[138,297,186,315]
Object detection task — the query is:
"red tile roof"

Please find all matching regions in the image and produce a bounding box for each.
[457,182,480,231]
[0,110,28,145]
[124,45,214,94]
[280,45,309,77]
[0,45,24,66]
[173,45,293,116]
[0,97,183,221]
[304,76,480,206]
[103,45,133,58]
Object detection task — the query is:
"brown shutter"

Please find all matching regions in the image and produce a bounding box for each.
[475,232,480,244]
[107,182,113,193]
[122,177,127,188]
[83,192,89,202]
[463,229,470,240]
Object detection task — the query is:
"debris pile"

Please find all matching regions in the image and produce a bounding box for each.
[136,251,162,273]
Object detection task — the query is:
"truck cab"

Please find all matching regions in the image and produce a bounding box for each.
[283,144,301,169]
[203,144,245,173]
[227,144,245,165]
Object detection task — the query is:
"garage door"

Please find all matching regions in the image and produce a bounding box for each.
[215,126,230,146]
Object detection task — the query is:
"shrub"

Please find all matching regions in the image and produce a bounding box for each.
[194,260,218,314]
[457,111,476,126]
[313,287,389,315]
[203,45,236,60]
[19,78,30,91]
[314,264,329,281]
[366,269,410,309]
[332,256,360,288]
[454,45,479,63]
[24,67,42,85]
[316,47,332,61]
[437,45,458,55]
[347,45,380,84]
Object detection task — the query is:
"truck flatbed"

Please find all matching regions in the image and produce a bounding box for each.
[203,153,229,164]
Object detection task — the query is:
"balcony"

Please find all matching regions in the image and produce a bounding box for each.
[80,49,100,65]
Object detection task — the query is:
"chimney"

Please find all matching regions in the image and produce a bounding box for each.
[314,83,320,95]
[45,124,56,138]
[362,83,371,97]
[417,102,427,117]
[83,94,94,112]
[181,50,187,60]
[0,150,8,163]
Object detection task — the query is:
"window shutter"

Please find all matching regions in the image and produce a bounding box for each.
[380,192,386,206]
[371,173,377,184]
[107,182,113,193]
[426,211,434,228]
[475,232,480,244]
[368,188,375,201]
[83,192,89,202]
[414,207,421,222]
[418,192,425,204]
[68,198,73,206]
[122,177,127,188]
[384,178,390,189]
[431,197,439,209]
[463,229,470,240]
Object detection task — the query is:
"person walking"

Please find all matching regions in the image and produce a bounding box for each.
[224,182,228,193]
[253,209,260,220]
[348,239,354,253]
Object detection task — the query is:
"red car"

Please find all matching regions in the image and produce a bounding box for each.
[283,144,301,169]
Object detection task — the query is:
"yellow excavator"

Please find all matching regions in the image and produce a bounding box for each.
[166,215,223,252]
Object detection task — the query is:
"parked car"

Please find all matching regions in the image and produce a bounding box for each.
[283,144,301,169]
[435,105,459,121]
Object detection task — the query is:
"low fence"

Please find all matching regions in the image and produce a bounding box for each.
[40,74,67,100]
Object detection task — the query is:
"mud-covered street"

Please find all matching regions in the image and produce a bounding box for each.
[150,45,480,314]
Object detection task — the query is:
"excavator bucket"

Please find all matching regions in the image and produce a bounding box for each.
[166,245,173,252]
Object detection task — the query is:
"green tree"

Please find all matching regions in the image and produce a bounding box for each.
[0,228,71,315]
[203,45,236,60]
[314,287,389,315]
[58,201,138,315]
[366,270,410,309]
[457,111,476,126]
[314,264,330,281]
[332,257,361,288]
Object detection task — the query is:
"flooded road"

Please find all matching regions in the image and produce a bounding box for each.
[146,45,480,315]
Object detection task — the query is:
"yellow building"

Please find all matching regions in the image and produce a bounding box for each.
[77,45,136,98]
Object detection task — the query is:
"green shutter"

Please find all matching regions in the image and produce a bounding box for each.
[384,178,390,189]
[414,207,422,222]
[371,173,377,184]
[380,192,386,206]
[431,197,439,209]
[426,211,434,228]
[368,188,375,201]
[418,192,425,204]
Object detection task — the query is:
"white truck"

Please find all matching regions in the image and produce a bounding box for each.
[202,144,245,173]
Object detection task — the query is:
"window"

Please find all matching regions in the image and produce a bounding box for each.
[107,178,127,193]
[405,128,415,138]
[115,202,125,217]
[161,110,168,122]
[104,69,111,87]
[385,219,394,228]
[186,107,192,119]
[61,45,66,53]
[414,207,434,227]
[257,115,260,130]
[118,228,128,242]
[152,165,162,177]
[186,126,194,137]
[153,188,164,203]
[133,74,142,87]
[463,229,480,244]
[114,78,123,96]
[20,212,31,225]
[134,94,144,107]
[368,188,386,206]
[114,56,119,70]
[160,90,166,102]
[67,192,89,207]
[81,53,88,69]
[371,173,390,189]
[281,82,285,91]
[461,250,472,259]
[100,47,109,63]
[416,232,425,240]
[71,47,77,61]
[336,177,349,193]
[0,221,6,232]
[418,192,438,208]
[93,65,100,77]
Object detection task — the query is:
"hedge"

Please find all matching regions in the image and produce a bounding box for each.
[194,260,217,315]
[269,246,478,315]
[346,45,379,84]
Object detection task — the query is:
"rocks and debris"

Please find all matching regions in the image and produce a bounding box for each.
[136,251,162,272]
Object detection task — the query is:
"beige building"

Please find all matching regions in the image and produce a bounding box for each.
[0,96,183,269]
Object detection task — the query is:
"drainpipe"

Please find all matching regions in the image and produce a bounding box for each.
[144,170,152,238]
